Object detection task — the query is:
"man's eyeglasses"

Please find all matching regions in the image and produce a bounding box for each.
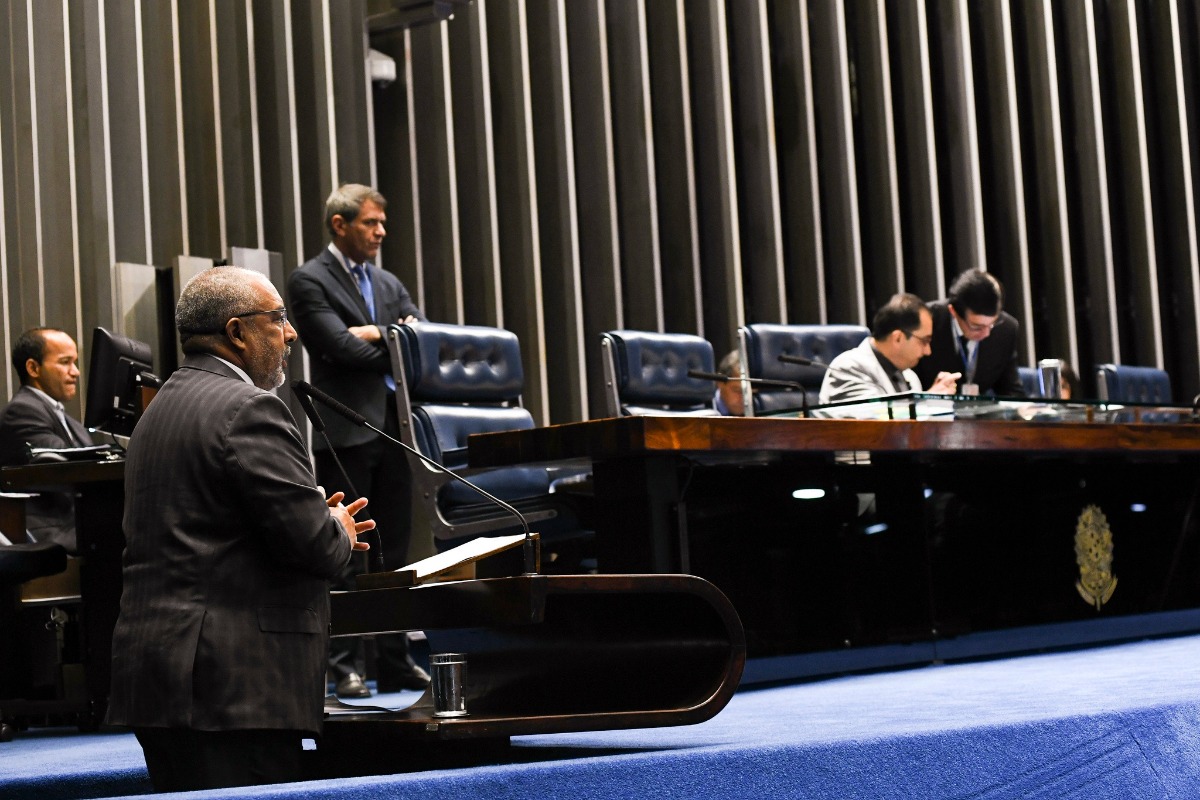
[907,332,933,346]
[234,308,288,326]
[961,318,995,334]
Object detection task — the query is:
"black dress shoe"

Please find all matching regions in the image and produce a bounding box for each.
[377,664,431,692]
[335,672,372,698]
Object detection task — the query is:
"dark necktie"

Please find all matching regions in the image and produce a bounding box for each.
[350,263,375,322]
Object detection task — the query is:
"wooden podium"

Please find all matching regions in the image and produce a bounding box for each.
[317,570,745,772]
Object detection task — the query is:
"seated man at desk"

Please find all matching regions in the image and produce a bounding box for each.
[0,328,93,551]
[714,350,746,416]
[818,293,959,408]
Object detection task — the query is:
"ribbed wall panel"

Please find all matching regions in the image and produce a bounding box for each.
[1016,0,1076,369]
[0,0,1198,425]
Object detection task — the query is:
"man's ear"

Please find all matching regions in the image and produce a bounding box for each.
[24,358,40,381]
[330,214,347,238]
[225,317,248,351]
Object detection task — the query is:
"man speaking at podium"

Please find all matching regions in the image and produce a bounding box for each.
[107,267,374,792]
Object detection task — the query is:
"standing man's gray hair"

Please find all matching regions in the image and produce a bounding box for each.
[324,184,387,236]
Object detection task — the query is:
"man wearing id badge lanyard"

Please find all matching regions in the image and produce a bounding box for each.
[913,269,1025,398]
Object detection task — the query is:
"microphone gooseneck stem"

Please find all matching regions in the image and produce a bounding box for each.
[295,380,537,575]
[358,417,536,573]
[293,383,386,571]
[319,428,386,573]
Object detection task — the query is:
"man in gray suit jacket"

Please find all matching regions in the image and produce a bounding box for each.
[107,267,374,792]
[0,328,94,551]
[819,293,960,414]
[287,183,429,698]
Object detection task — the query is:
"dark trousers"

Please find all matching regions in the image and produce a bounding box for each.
[134,727,304,792]
[316,395,415,683]
[314,396,412,570]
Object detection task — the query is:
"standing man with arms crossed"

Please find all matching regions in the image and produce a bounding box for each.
[287,183,430,698]
[913,268,1025,397]
[0,328,94,551]
[107,267,375,791]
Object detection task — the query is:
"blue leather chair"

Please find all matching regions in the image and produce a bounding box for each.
[600,331,720,417]
[1095,364,1173,405]
[387,323,589,561]
[738,323,870,415]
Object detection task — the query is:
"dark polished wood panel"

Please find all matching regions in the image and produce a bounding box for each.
[328,573,744,739]
[467,416,1200,672]
[469,416,1200,465]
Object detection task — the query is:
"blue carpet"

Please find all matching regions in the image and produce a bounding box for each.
[6,635,1200,799]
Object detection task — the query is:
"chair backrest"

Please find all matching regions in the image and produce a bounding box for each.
[1018,366,1041,397]
[600,330,719,417]
[1095,364,1173,404]
[393,322,532,466]
[739,323,870,414]
[388,323,558,541]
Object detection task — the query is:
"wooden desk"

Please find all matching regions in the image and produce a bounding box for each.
[2,459,125,712]
[468,417,1200,666]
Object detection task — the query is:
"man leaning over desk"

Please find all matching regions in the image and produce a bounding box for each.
[913,268,1024,398]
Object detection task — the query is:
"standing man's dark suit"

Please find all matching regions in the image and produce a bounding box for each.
[913,300,1024,397]
[288,246,421,452]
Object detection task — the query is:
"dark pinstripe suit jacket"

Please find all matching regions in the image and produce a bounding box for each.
[287,247,423,450]
[0,385,94,551]
[106,355,352,734]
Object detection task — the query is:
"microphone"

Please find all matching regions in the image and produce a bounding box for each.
[774,356,830,418]
[293,380,538,575]
[295,387,327,433]
[777,354,829,369]
[292,383,385,572]
[689,369,813,419]
[687,369,804,391]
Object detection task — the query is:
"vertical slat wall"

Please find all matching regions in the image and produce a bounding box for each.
[3,1,1200,425]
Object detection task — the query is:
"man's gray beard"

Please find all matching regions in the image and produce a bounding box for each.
[268,346,291,389]
[252,345,290,390]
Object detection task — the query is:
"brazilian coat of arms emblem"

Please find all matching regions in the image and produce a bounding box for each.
[1074,504,1117,610]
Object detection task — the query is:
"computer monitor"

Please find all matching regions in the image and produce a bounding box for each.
[83,327,159,437]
